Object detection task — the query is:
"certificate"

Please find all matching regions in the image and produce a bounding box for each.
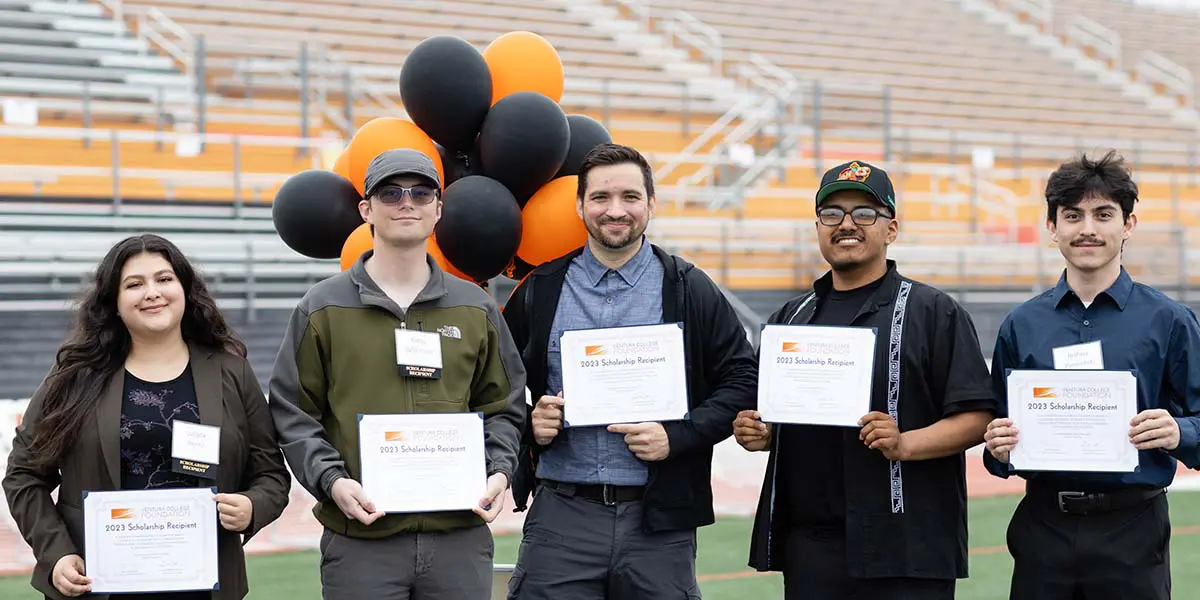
[560,323,689,427]
[1007,369,1139,472]
[757,324,877,427]
[83,487,218,594]
[359,412,485,513]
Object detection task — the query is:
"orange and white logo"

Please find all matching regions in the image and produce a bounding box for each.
[1033,387,1056,399]
[837,162,872,183]
[781,341,802,353]
[384,431,407,442]
[110,508,134,520]
[585,345,607,356]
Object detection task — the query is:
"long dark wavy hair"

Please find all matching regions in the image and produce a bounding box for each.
[28,233,246,468]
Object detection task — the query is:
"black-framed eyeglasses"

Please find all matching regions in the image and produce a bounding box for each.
[375,185,438,206]
[817,206,890,227]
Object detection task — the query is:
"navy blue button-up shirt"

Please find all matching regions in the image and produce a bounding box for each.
[536,238,664,486]
[984,268,1200,490]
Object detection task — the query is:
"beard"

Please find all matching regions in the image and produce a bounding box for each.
[586,216,645,250]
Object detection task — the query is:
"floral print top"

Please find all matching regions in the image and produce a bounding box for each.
[120,365,202,491]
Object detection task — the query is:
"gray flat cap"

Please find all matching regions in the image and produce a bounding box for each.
[363,148,442,197]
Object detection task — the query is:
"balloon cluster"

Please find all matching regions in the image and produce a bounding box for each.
[271,32,613,284]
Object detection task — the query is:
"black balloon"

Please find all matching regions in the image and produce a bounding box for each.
[434,176,523,281]
[555,114,612,179]
[479,91,570,204]
[435,141,483,188]
[399,36,492,152]
[272,170,363,260]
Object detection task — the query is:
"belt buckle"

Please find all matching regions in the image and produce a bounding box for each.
[1057,491,1086,513]
[602,484,616,506]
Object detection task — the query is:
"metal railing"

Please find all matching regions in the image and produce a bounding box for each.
[658,10,723,76]
[1136,51,1196,109]
[1065,15,1123,69]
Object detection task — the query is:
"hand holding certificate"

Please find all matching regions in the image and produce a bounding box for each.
[358,412,486,514]
[560,323,689,427]
[757,324,877,427]
[1006,370,1139,472]
[83,487,219,594]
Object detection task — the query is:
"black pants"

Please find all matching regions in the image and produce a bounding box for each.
[783,527,955,600]
[507,483,702,599]
[1007,489,1171,600]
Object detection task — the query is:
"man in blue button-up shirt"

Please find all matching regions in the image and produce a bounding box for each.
[983,150,1200,600]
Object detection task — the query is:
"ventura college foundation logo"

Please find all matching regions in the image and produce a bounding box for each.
[111,508,135,520]
[384,431,407,442]
[781,341,802,353]
[1033,387,1056,399]
[585,345,607,356]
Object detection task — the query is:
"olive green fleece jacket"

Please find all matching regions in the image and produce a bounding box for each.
[268,251,527,539]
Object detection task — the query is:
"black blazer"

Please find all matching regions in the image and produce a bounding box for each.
[3,343,291,600]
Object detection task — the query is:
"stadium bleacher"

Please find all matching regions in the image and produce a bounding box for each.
[2,0,1200,590]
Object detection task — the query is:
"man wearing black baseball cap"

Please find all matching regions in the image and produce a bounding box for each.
[269,147,527,599]
[734,160,996,598]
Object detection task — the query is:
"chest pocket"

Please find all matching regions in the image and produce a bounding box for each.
[412,325,475,413]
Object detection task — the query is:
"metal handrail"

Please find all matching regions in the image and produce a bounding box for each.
[1136,51,1195,108]
[1065,15,1123,69]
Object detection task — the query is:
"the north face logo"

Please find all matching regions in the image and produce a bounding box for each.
[438,325,462,339]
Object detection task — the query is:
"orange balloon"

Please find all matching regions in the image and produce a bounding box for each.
[347,117,445,196]
[517,176,587,266]
[331,148,351,181]
[428,235,474,283]
[340,223,373,271]
[482,31,564,105]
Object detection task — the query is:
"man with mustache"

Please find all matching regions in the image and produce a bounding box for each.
[501,143,758,599]
[982,151,1200,600]
[734,160,997,599]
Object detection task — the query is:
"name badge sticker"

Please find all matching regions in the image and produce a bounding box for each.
[395,328,443,379]
[170,420,220,479]
[1052,340,1104,370]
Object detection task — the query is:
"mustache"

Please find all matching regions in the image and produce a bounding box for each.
[598,217,634,226]
[1071,237,1105,246]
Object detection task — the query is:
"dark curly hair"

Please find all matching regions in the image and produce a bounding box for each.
[1045,149,1139,223]
[27,233,246,468]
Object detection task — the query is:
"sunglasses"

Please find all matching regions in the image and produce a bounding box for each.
[817,206,891,227]
[375,185,439,206]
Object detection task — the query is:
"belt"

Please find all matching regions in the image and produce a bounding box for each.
[541,479,645,506]
[1028,483,1164,515]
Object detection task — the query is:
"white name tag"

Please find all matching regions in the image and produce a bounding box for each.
[170,420,220,479]
[395,328,443,379]
[1052,340,1105,370]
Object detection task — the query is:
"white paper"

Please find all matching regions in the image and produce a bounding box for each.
[83,488,218,594]
[395,329,443,371]
[1052,340,1105,370]
[559,323,689,427]
[359,412,485,513]
[1007,369,1139,472]
[171,421,220,465]
[757,324,877,427]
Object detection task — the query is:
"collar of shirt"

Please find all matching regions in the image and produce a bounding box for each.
[1050,266,1133,311]
[579,236,655,287]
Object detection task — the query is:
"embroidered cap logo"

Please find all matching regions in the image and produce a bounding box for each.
[837,162,872,183]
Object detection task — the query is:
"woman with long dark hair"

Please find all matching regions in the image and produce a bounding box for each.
[3,233,291,599]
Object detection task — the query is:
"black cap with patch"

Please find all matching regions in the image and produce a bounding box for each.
[815,160,896,214]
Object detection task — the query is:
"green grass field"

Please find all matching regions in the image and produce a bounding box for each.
[6,492,1200,599]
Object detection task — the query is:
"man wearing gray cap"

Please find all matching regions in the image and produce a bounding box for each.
[269,148,527,599]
